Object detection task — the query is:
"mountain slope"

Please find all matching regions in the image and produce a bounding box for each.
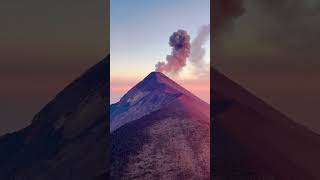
[110,72,210,179]
[0,56,109,180]
[213,68,320,180]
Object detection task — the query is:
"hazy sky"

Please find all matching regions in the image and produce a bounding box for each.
[214,0,320,134]
[0,0,109,135]
[110,0,210,104]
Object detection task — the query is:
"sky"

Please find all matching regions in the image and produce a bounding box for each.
[110,0,210,104]
[0,0,109,135]
[213,0,320,134]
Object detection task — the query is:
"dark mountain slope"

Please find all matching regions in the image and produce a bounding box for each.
[213,69,320,180]
[0,56,109,180]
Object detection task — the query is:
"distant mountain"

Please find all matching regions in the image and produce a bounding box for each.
[212,69,320,180]
[0,56,109,180]
[110,72,210,179]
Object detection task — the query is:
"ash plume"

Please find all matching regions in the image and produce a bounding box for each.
[155,30,191,75]
[215,0,320,56]
[247,0,320,56]
[212,0,245,58]
[189,24,210,77]
[213,0,245,38]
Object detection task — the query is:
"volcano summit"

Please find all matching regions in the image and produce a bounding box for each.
[110,72,210,179]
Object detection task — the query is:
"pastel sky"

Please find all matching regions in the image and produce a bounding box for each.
[110,0,210,104]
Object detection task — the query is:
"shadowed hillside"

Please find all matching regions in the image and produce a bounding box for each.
[0,56,109,180]
[212,68,320,180]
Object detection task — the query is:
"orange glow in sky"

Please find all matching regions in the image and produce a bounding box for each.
[110,73,210,104]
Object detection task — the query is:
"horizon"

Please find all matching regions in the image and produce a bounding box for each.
[110,71,210,105]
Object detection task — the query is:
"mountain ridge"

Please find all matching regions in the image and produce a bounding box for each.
[117,71,207,106]
[110,71,209,132]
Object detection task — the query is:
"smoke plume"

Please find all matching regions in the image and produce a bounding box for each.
[213,0,245,38]
[155,30,191,74]
[215,0,320,57]
[212,0,245,59]
[189,24,210,77]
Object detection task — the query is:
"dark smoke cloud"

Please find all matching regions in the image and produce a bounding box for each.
[155,30,191,74]
[213,0,245,37]
[189,24,210,77]
[214,0,320,57]
[250,0,320,56]
[212,0,245,58]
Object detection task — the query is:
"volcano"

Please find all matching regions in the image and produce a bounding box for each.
[0,55,319,180]
[110,72,210,179]
[213,69,320,180]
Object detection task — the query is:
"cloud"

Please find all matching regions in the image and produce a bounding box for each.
[189,24,210,77]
